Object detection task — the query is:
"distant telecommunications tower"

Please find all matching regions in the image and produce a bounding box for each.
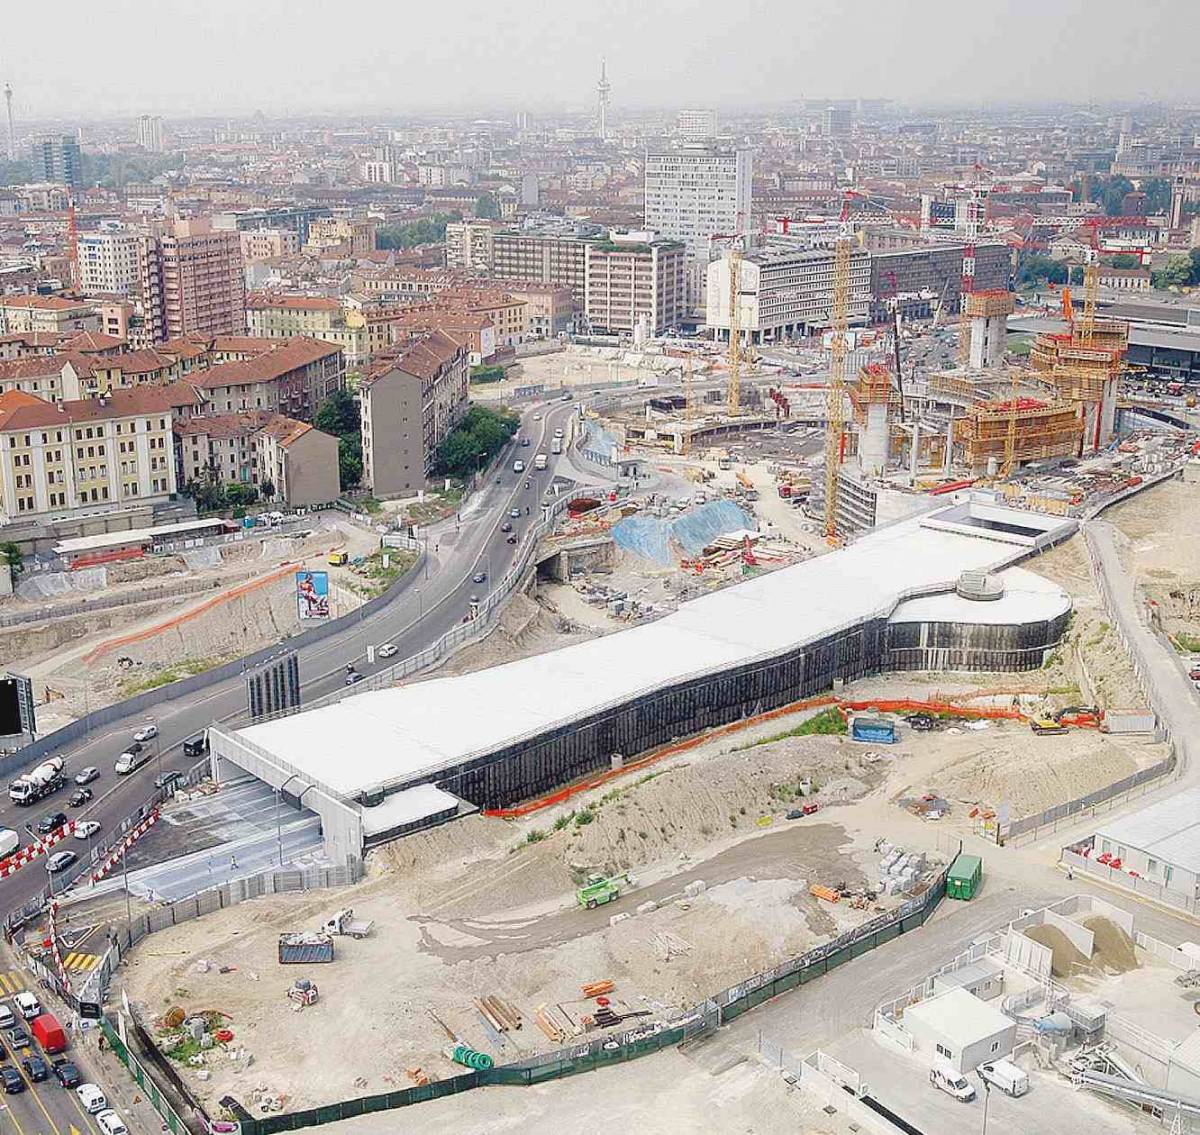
[596,58,611,141]
[3,83,14,161]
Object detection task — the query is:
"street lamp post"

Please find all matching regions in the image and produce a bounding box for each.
[275,786,284,867]
[981,1078,991,1134]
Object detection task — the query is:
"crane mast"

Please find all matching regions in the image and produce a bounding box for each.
[823,230,852,541]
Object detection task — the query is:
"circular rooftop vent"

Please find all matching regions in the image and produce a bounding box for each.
[956,570,1005,602]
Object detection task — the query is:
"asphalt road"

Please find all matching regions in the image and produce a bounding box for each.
[0,397,593,916]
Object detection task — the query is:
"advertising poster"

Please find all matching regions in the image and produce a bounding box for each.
[295,570,330,620]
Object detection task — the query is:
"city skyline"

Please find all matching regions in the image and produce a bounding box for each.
[3,0,1198,120]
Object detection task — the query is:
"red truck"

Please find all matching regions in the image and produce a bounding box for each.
[31,1012,68,1054]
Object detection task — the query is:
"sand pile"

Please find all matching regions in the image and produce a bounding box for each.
[1083,916,1139,975]
[1025,924,1087,978]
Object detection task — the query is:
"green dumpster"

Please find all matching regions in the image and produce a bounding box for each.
[946,853,982,900]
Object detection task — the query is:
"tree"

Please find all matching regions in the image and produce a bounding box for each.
[1,542,23,582]
[225,482,259,507]
[1016,254,1067,289]
[261,480,276,502]
[1151,254,1195,290]
[185,465,225,512]
[338,436,363,490]
[1142,178,1173,215]
[1109,253,1142,270]
[1102,175,1136,217]
[434,405,520,477]
[314,389,360,439]
[375,213,461,250]
[474,193,501,220]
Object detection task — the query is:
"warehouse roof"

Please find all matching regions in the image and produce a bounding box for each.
[238,501,1075,799]
[1095,785,1200,876]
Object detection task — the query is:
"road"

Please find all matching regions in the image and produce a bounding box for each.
[0,397,595,917]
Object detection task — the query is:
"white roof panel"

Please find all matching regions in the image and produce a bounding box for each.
[239,504,1076,797]
[1095,785,1200,876]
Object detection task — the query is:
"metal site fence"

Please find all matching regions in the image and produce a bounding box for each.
[228,860,953,1135]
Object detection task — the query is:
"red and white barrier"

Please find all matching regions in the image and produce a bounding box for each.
[90,809,159,883]
[0,822,77,879]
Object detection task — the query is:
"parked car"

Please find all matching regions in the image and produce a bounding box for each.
[52,1059,81,1088]
[77,1083,108,1113]
[132,724,158,742]
[45,850,77,874]
[73,820,102,841]
[68,788,92,808]
[153,771,183,791]
[977,1059,1028,1097]
[930,1063,975,1101]
[96,1110,129,1135]
[21,1055,47,1082]
[1,1066,23,1093]
[73,767,100,786]
[36,812,67,836]
[377,643,398,659]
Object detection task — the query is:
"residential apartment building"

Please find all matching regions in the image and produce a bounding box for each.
[384,310,497,365]
[359,331,468,495]
[77,232,141,297]
[239,228,301,263]
[189,337,344,419]
[0,384,204,524]
[352,267,462,302]
[436,287,526,348]
[305,217,376,257]
[175,411,339,507]
[644,143,753,308]
[445,220,498,273]
[584,236,686,336]
[136,115,164,153]
[35,135,82,189]
[246,294,367,362]
[138,219,247,342]
[706,247,872,343]
[0,296,100,336]
[498,283,574,337]
[492,230,590,301]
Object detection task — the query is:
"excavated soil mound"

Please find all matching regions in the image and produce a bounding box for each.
[1025,924,1087,978]
[1083,915,1139,974]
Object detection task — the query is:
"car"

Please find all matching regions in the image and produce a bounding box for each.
[0,1005,13,1030]
[1189,668,1200,681]
[377,643,398,659]
[77,1083,108,1113]
[153,770,183,791]
[532,413,542,420]
[13,993,39,1022]
[345,671,365,686]
[74,767,100,786]
[73,820,102,841]
[36,812,68,835]
[472,571,487,584]
[96,1110,129,1135]
[506,534,518,544]
[21,1055,47,1082]
[553,427,564,438]
[500,521,513,533]
[1,1066,23,1093]
[521,438,531,447]
[561,392,573,401]
[6,1027,30,1050]
[52,1059,81,1088]
[124,741,144,757]
[45,850,77,874]
[509,508,520,518]
[68,787,92,808]
[133,724,158,742]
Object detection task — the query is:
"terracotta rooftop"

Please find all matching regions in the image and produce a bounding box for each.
[189,337,342,390]
[62,331,126,354]
[0,384,203,431]
[247,293,343,312]
[365,329,463,385]
[0,356,68,380]
[0,331,69,348]
[175,410,316,448]
[0,294,93,311]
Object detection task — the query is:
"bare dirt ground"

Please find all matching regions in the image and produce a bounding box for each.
[1106,479,1200,650]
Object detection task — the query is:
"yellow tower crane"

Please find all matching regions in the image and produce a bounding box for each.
[1000,368,1020,481]
[1081,256,1100,343]
[727,246,743,416]
[823,231,852,541]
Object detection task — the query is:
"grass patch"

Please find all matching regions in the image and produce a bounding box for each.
[1173,632,1200,654]
[119,656,227,697]
[734,706,847,750]
[574,807,595,827]
[344,548,418,599]
[525,828,545,844]
[552,812,573,831]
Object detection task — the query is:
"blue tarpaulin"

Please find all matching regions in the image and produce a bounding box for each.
[612,499,752,566]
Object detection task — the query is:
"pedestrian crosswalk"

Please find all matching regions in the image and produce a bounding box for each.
[62,952,101,972]
[0,970,27,994]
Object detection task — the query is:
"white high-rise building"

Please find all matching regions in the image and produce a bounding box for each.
[136,114,164,153]
[645,143,752,311]
[77,231,141,297]
[676,109,718,141]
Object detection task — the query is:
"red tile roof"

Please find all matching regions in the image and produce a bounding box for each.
[62,331,126,354]
[0,356,68,381]
[364,329,463,385]
[0,384,204,431]
[0,294,92,311]
[247,293,342,312]
[175,410,316,448]
[188,337,342,390]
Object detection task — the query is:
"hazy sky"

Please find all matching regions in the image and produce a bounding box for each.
[4,0,1198,120]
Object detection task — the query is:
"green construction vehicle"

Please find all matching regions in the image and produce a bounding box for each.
[576,872,633,909]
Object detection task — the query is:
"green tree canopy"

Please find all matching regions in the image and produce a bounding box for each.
[1108,253,1142,269]
[435,405,520,477]
[314,389,360,438]
[375,213,461,250]
[1016,254,1068,289]
[474,193,501,220]
[1151,254,1195,290]
[338,436,363,490]
[2,542,24,581]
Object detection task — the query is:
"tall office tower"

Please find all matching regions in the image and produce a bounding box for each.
[77,230,141,296]
[644,142,752,310]
[138,218,246,341]
[35,134,82,188]
[136,114,164,153]
[676,109,718,141]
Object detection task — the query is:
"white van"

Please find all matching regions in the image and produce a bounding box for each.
[0,828,18,859]
[930,1063,975,1101]
[14,991,42,1021]
[977,1059,1028,1097]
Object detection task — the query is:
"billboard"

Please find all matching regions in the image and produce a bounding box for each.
[295,570,330,620]
[0,678,21,737]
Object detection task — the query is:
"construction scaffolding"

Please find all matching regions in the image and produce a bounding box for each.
[959,398,1083,472]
